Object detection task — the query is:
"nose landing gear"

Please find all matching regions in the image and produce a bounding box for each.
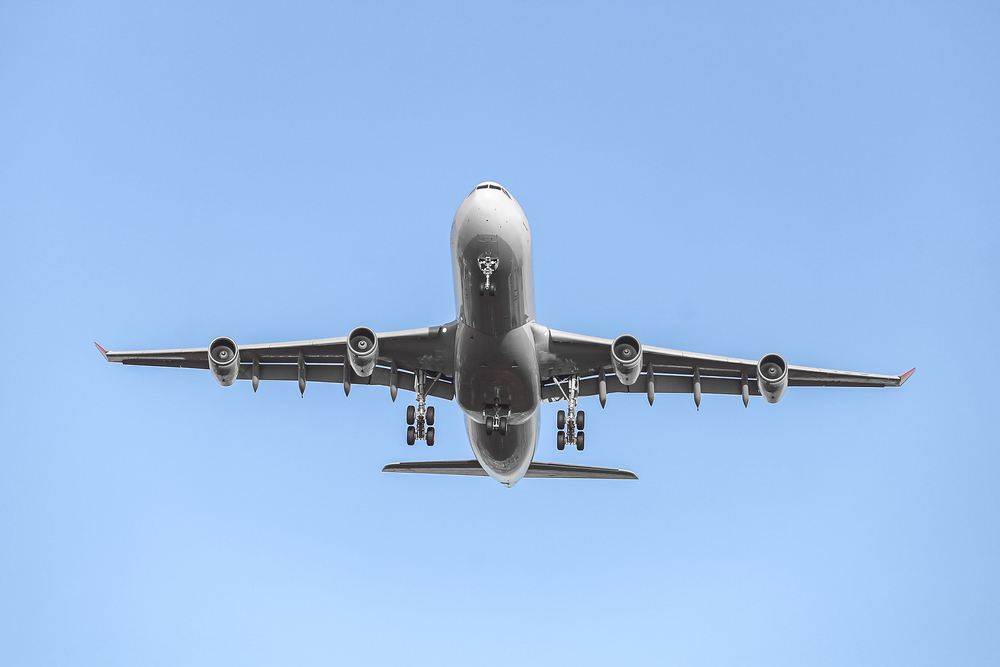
[404,370,440,446]
[553,375,586,451]
[478,254,499,297]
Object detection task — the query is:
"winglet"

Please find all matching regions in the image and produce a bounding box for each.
[899,367,916,386]
[94,342,109,362]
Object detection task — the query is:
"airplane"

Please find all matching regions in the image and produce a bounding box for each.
[96,181,915,487]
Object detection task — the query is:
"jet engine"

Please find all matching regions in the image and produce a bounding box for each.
[611,334,643,385]
[757,353,788,404]
[347,326,379,377]
[208,336,240,386]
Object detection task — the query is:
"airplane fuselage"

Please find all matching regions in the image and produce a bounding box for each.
[451,183,540,486]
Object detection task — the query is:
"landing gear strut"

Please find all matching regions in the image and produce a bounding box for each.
[405,370,440,446]
[478,253,499,296]
[553,375,585,451]
[484,398,510,436]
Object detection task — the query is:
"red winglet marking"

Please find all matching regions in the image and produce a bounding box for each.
[899,367,916,386]
[94,342,109,361]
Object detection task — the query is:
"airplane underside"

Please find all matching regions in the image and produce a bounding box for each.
[96,181,913,488]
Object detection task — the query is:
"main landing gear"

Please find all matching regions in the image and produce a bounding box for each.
[553,375,585,451]
[405,369,440,446]
[478,254,499,296]
[484,398,510,437]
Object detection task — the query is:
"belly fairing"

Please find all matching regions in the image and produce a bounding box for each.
[454,322,540,424]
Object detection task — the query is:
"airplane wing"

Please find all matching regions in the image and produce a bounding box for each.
[538,328,914,405]
[95,323,458,399]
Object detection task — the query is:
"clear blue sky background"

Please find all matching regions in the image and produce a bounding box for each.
[1,2,998,665]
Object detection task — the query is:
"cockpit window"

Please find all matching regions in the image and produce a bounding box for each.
[470,183,512,199]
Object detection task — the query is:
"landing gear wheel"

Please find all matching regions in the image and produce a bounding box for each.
[557,431,565,450]
[576,411,585,430]
[479,282,485,296]
[426,427,435,446]
[485,418,493,435]
[489,284,497,296]
[426,406,435,426]
[406,405,415,425]
[576,432,585,451]
[557,410,566,430]
[499,416,508,436]
[406,426,416,446]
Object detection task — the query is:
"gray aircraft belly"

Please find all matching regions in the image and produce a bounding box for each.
[451,186,540,486]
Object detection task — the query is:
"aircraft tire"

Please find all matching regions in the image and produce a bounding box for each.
[426,427,435,446]
[499,416,508,436]
[557,410,565,430]
[557,431,565,450]
[406,405,415,425]
[426,406,435,426]
[576,432,585,451]
[577,411,585,430]
[406,426,416,446]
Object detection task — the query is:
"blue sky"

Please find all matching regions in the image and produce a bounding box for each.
[1,2,998,665]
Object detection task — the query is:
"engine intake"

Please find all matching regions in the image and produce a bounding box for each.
[756,353,788,404]
[208,336,240,386]
[611,334,643,386]
[347,326,379,377]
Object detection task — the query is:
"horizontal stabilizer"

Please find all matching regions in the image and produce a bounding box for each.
[381,459,637,480]
[382,460,488,476]
[524,461,638,479]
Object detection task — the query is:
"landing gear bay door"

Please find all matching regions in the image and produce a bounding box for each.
[458,234,528,334]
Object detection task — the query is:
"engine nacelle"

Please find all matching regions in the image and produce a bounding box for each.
[611,334,643,386]
[208,336,240,387]
[757,353,788,404]
[347,326,379,377]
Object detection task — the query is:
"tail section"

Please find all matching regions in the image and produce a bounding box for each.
[382,459,637,480]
